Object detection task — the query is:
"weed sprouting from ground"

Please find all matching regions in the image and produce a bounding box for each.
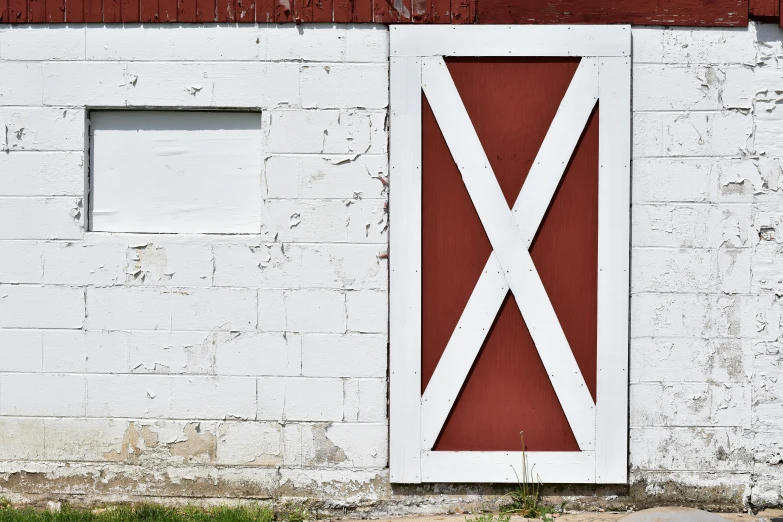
[499,432,554,521]
[0,504,275,522]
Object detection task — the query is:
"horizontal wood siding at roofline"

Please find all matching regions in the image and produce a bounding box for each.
[749,0,778,19]
[0,0,759,24]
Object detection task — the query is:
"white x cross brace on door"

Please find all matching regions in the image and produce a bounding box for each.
[389,25,631,485]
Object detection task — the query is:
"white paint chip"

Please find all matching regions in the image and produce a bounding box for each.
[89,111,263,234]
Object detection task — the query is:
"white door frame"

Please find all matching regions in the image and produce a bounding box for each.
[389,25,631,485]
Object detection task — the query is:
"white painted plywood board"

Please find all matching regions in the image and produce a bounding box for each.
[90,111,263,234]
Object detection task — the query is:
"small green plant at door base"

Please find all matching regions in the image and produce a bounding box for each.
[499,432,554,521]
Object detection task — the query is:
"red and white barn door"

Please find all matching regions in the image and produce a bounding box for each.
[389,26,631,484]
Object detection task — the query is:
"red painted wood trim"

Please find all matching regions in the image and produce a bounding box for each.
[312,0,331,21]
[294,0,312,21]
[256,0,272,21]
[749,0,778,17]
[451,0,472,23]
[410,0,427,21]
[44,0,64,22]
[352,0,369,21]
[332,0,350,22]
[158,0,176,20]
[236,0,252,20]
[8,0,27,20]
[195,0,214,21]
[373,0,410,22]
[2,0,750,26]
[65,0,83,21]
[139,0,157,21]
[476,0,748,26]
[217,0,236,22]
[274,0,292,22]
[103,0,120,21]
[83,0,102,22]
[28,0,46,21]
[121,0,139,21]
[178,0,196,22]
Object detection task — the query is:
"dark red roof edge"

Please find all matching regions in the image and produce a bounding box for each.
[0,0,769,29]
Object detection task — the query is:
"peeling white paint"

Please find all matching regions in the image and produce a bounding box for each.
[1,21,783,510]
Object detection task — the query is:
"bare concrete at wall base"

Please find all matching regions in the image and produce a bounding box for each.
[0,465,752,515]
[0,21,783,511]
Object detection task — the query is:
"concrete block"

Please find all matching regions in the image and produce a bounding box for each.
[264,154,387,199]
[0,152,84,196]
[630,382,751,428]
[301,333,386,377]
[633,65,724,111]
[631,247,714,293]
[86,287,171,331]
[129,331,214,374]
[217,421,283,466]
[284,289,346,333]
[0,197,83,240]
[0,108,85,151]
[0,63,43,106]
[661,26,757,65]
[0,284,85,329]
[169,288,257,331]
[215,331,302,377]
[345,290,387,333]
[43,330,129,373]
[86,25,260,61]
[631,427,752,472]
[0,27,85,60]
[301,64,388,109]
[257,289,287,331]
[631,158,711,203]
[86,374,172,418]
[0,330,43,372]
[42,242,126,286]
[263,110,381,154]
[257,377,343,421]
[43,62,128,106]
[343,378,386,422]
[630,338,751,384]
[0,241,43,283]
[125,62,299,108]
[169,376,257,419]
[266,199,387,243]
[631,293,710,338]
[0,373,85,416]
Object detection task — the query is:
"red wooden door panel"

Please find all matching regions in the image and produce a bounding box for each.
[421,58,599,452]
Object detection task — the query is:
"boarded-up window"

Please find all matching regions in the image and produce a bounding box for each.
[89,111,263,234]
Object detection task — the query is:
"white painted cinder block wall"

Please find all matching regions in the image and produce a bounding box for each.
[0,21,782,511]
[630,22,783,508]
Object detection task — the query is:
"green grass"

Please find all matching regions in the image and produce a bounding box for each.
[0,504,280,522]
